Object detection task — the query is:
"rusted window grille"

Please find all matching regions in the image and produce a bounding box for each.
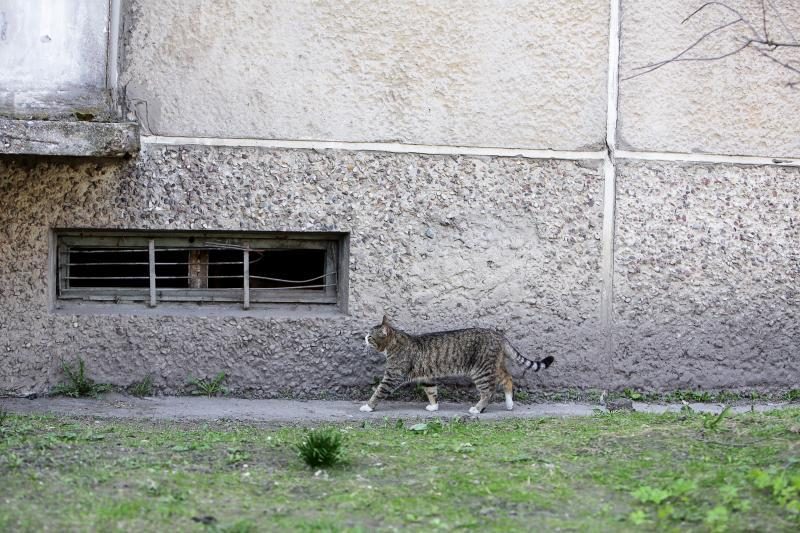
[55,232,346,309]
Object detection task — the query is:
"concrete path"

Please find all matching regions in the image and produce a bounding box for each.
[1,394,791,424]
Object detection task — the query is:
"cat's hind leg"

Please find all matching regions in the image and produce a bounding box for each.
[498,368,514,411]
[423,385,439,412]
[468,373,495,414]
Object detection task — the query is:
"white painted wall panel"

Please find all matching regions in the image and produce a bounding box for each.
[0,0,109,116]
[619,0,800,158]
[122,0,609,150]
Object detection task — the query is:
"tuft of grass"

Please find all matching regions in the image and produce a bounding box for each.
[514,389,530,402]
[295,428,344,468]
[622,388,643,401]
[220,519,258,533]
[0,408,8,436]
[129,375,153,398]
[702,406,731,431]
[785,389,800,402]
[187,372,227,397]
[666,390,713,403]
[51,358,111,398]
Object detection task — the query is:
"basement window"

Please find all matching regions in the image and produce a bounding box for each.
[53,231,348,312]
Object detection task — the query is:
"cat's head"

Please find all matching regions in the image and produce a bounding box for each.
[365,315,394,352]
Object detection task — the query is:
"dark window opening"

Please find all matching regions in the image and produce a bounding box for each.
[250,249,326,290]
[68,248,149,288]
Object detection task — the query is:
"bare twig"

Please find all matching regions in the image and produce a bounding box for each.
[625,1,799,87]
[766,0,798,44]
[626,18,747,80]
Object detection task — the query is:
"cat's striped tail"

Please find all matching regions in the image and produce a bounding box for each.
[503,339,554,372]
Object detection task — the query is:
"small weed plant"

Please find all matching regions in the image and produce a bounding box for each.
[296,428,344,468]
[51,358,111,398]
[702,406,731,431]
[514,390,530,402]
[667,390,713,403]
[129,375,153,397]
[226,448,250,465]
[407,419,444,435]
[187,372,227,397]
[622,388,643,401]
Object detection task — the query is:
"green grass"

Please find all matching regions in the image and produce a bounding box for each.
[0,409,798,531]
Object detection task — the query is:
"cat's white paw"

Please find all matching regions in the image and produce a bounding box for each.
[425,403,439,412]
[505,393,514,411]
[468,406,481,415]
[359,404,374,412]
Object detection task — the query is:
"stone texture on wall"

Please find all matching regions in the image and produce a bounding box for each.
[614,161,799,391]
[619,0,800,157]
[0,146,605,397]
[121,0,609,150]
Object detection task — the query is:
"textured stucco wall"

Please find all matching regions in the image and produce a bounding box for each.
[614,161,800,391]
[618,0,800,157]
[0,146,605,397]
[121,0,609,149]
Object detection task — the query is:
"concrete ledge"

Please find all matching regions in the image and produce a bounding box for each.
[0,119,139,157]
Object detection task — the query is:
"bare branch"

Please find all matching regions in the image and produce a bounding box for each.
[681,2,759,36]
[623,20,747,81]
[757,48,800,77]
[766,0,798,44]
[625,1,800,88]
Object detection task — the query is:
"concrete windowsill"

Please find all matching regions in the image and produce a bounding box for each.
[0,118,139,157]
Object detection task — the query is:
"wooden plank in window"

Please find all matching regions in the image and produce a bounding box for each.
[188,250,209,288]
[327,241,338,299]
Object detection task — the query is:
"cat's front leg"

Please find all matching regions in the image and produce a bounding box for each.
[423,385,439,412]
[360,373,400,412]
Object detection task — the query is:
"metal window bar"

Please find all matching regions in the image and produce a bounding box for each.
[148,240,156,307]
[243,243,250,310]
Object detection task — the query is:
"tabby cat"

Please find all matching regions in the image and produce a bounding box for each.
[361,315,554,414]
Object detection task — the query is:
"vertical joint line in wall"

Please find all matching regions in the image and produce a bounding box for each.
[601,0,621,331]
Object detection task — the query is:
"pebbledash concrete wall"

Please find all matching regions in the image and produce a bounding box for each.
[0,149,605,396]
[0,0,798,397]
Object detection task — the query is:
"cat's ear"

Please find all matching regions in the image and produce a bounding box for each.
[381,314,391,334]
